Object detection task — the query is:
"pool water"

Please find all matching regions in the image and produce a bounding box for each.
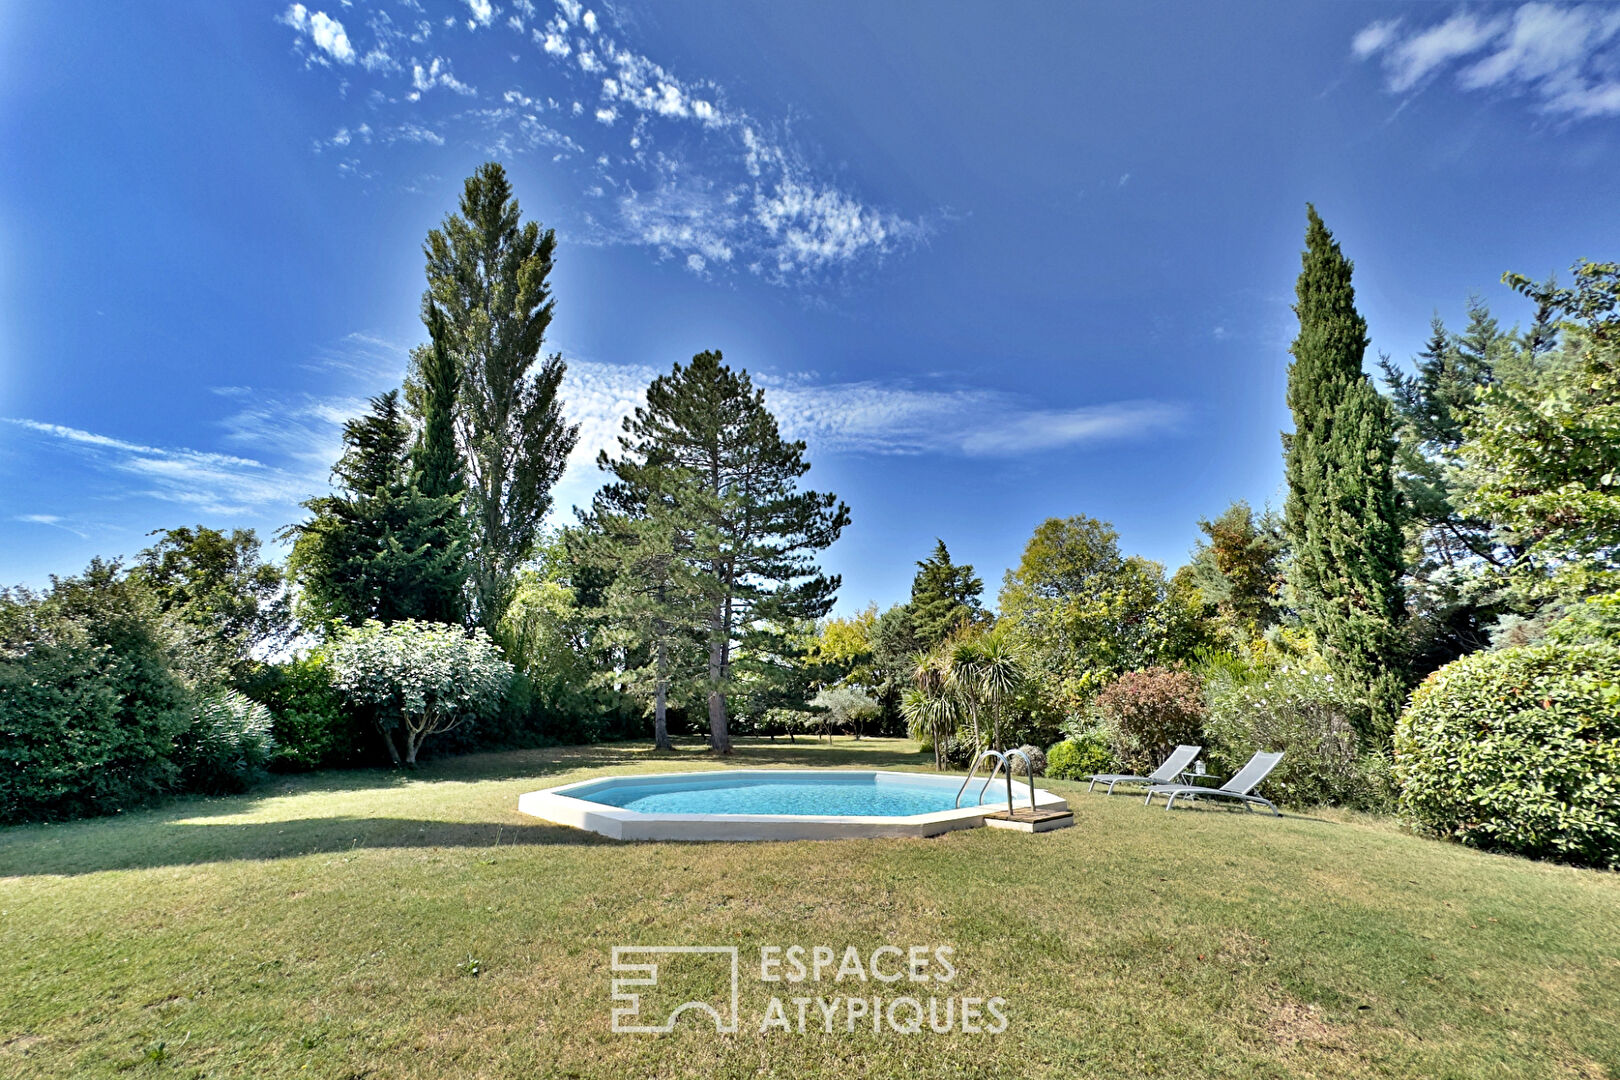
[577,773,1008,817]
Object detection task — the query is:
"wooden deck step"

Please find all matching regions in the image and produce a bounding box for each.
[983,807,1075,833]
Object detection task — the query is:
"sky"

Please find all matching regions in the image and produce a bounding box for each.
[3,1,1618,614]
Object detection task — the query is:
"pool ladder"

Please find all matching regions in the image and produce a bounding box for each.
[955,748,1036,816]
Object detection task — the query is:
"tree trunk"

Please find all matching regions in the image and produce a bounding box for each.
[653,641,671,751]
[706,600,731,754]
[375,717,403,767]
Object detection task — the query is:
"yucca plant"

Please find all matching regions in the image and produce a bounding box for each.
[902,650,958,770]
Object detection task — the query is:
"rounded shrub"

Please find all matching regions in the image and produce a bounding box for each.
[177,689,276,794]
[1046,733,1114,780]
[1395,643,1620,868]
[1094,667,1205,775]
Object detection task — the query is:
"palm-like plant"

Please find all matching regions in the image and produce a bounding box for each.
[973,627,1024,752]
[902,651,957,770]
[947,635,988,757]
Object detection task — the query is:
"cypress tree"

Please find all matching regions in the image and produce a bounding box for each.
[411,303,469,625]
[1283,206,1406,740]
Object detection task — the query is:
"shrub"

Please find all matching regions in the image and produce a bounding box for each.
[1008,744,1046,777]
[176,689,275,793]
[0,563,192,823]
[1047,732,1114,780]
[329,620,513,766]
[1395,643,1620,868]
[1094,667,1206,774]
[1203,664,1381,809]
[240,654,370,770]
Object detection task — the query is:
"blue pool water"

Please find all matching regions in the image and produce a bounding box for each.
[575,773,1009,817]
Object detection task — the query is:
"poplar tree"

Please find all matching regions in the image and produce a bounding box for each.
[598,351,849,753]
[411,303,468,625]
[1282,206,1406,740]
[417,163,580,637]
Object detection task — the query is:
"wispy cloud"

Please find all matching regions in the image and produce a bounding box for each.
[12,513,91,540]
[3,418,311,517]
[548,359,1185,513]
[278,0,927,282]
[1353,3,1620,118]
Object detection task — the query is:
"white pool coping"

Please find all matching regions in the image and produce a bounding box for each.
[517,768,1072,841]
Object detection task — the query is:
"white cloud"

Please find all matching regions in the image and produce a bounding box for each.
[3,418,311,517]
[411,56,474,97]
[1351,19,1401,60]
[1353,3,1620,117]
[389,122,445,145]
[280,3,356,64]
[279,0,926,282]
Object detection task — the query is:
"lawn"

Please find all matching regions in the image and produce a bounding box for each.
[2,738,1617,1079]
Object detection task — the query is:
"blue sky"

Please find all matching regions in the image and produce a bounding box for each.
[3,2,1618,613]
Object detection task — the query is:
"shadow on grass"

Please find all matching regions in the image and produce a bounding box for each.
[0,737,940,877]
[0,815,622,877]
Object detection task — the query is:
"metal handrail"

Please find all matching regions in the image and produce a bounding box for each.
[955,749,1002,808]
[956,748,1038,818]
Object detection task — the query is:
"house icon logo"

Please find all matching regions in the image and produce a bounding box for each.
[610,946,741,1034]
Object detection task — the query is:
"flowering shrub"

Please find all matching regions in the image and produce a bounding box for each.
[329,620,513,766]
[1094,667,1206,774]
[1203,663,1380,808]
[1395,643,1620,868]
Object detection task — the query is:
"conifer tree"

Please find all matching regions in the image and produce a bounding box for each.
[286,392,468,630]
[416,163,579,637]
[908,540,985,649]
[597,350,849,753]
[1283,206,1406,740]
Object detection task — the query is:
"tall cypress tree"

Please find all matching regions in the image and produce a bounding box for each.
[1283,206,1406,740]
[417,163,580,638]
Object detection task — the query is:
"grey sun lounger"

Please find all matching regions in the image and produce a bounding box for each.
[1087,744,1202,794]
[1144,751,1285,815]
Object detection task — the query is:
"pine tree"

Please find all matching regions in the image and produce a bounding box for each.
[286,392,468,631]
[416,163,580,638]
[1283,206,1406,741]
[598,350,849,753]
[577,483,704,751]
[908,540,985,649]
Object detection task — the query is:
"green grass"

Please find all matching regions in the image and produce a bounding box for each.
[2,737,1617,1079]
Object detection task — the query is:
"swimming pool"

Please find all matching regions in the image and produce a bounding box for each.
[517,769,1072,841]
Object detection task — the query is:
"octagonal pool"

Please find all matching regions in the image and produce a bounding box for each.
[517,769,1071,841]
